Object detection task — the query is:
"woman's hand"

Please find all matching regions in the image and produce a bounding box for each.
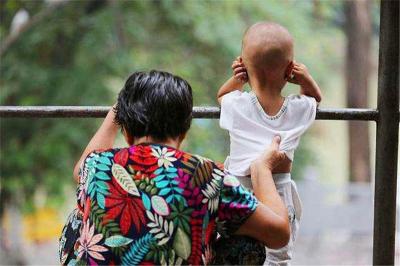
[251,136,286,172]
[237,135,290,248]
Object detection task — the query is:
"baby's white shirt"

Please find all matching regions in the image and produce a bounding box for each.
[220,90,317,176]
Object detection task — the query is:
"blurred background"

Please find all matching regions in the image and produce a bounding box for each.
[1,0,398,265]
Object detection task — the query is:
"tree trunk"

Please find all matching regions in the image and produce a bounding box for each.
[345,0,372,182]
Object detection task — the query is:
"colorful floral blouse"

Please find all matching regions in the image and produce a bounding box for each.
[59,143,258,265]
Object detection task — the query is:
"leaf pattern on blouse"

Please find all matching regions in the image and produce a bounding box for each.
[59,144,258,265]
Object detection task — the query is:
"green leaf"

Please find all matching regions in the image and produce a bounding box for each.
[111,164,139,196]
[142,193,151,210]
[95,171,110,180]
[181,220,191,235]
[90,201,122,238]
[96,180,109,190]
[98,156,112,165]
[96,163,110,171]
[173,227,191,260]
[104,235,133,247]
[97,193,105,209]
[101,152,113,157]
[122,234,154,265]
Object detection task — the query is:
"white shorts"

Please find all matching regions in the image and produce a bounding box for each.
[237,173,302,266]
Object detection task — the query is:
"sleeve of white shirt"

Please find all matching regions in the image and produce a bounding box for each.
[279,95,317,160]
[219,90,242,131]
[296,95,317,129]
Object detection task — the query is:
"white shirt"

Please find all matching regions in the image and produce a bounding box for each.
[220,90,317,176]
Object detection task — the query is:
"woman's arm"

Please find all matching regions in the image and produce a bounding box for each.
[73,106,120,182]
[235,136,290,249]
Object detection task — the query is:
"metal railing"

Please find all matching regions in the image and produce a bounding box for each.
[372,1,399,264]
[0,1,398,265]
[0,106,383,121]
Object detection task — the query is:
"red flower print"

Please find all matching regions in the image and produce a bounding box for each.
[105,179,146,234]
[188,218,203,265]
[140,261,154,266]
[114,149,129,166]
[128,145,158,174]
[174,149,183,160]
[205,219,216,244]
[132,171,147,181]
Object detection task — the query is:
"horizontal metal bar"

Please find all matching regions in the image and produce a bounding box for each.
[0,106,383,121]
[315,108,379,121]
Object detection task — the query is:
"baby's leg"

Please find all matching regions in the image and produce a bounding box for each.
[264,180,302,266]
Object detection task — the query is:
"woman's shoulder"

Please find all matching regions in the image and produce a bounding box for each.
[82,145,226,180]
[80,148,124,171]
[84,147,122,161]
[173,151,227,183]
[183,152,223,168]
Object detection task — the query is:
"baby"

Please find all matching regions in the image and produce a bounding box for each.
[217,22,322,265]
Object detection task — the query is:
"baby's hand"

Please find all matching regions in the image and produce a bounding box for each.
[287,62,322,102]
[286,62,313,86]
[232,56,248,83]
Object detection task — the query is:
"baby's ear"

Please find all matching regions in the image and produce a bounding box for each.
[284,61,294,80]
[239,56,245,65]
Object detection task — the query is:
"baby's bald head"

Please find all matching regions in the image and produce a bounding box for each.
[242,22,293,87]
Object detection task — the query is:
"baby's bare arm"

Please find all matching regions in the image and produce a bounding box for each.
[217,77,245,104]
[288,62,323,103]
[217,56,248,104]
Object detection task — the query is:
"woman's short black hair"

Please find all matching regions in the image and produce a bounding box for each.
[114,70,193,141]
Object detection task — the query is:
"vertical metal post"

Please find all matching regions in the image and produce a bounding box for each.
[373,0,399,265]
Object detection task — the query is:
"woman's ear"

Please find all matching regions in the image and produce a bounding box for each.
[284,61,294,80]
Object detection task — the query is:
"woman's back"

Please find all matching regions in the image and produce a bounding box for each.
[60,143,258,265]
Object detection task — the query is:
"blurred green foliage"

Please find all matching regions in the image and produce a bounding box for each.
[1,0,360,212]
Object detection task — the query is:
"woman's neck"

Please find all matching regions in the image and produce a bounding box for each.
[132,136,181,149]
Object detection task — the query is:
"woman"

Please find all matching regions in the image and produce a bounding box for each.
[59,70,289,265]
